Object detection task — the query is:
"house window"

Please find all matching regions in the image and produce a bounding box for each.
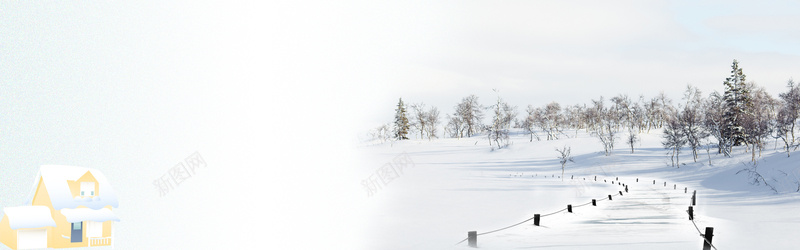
[80,182,96,197]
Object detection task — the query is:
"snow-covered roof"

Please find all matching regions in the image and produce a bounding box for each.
[3,206,57,230]
[60,207,120,223]
[36,165,119,210]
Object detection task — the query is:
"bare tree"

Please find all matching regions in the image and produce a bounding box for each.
[704,91,728,155]
[410,103,428,139]
[425,106,440,140]
[455,95,484,137]
[556,146,574,181]
[369,124,392,144]
[544,102,562,140]
[488,91,516,150]
[590,97,617,156]
[681,85,708,162]
[662,112,687,167]
[523,105,541,141]
[626,129,639,153]
[741,83,777,162]
[776,80,800,156]
[445,114,465,138]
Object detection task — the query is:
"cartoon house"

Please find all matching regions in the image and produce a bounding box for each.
[0,165,119,249]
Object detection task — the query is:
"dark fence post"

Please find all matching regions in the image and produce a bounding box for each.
[692,190,697,206]
[625,185,628,193]
[664,181,667,187]
[608,194,612,200]
[688,206,693,220]
[619,191,623,196]
[685,187,687,193]
[702,227,714,250]
[612,181,614,184]
[534,214,540,226]
[567,204,572,213]
[592,199,596,206]
[636,178,638,182]
[468,231,477,248]
[571,175,573,179]
[616,177,618,181]
[653,180,656,184]
[674,184,676,189]
[595,176,597,181]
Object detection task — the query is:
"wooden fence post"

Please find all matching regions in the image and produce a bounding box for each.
[688,206,693,220]
[636,178,638,182]
[567,204,572,213]
[625,185,628,193]
[616,177,618,181]
[595,176,597,181]
[619,191,623,196]
[664,181,667,187]
[534,214,540,226]
[468,231,477,248]
[653,180,656,184]
[592,199,596,206]
[685,187,687,193]
[702,227,714,250]
[674,184,676,189]
[608,194,612,200]
[692,190,697,206]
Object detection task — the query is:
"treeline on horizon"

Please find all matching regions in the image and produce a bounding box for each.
[372,60,800,164]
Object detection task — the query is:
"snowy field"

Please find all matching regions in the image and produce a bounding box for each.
[357,129,800,249]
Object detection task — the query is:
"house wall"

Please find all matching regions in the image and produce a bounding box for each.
[48,207,88,248]
[0,216,17,249]
[102,220,112,237]
[67,172,99,197]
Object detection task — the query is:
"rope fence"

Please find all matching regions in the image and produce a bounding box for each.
[458,174,719,249]
[457,174,624,247]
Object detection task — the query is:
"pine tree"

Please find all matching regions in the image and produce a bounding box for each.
[722,59,750,151]
[394,98,410,140]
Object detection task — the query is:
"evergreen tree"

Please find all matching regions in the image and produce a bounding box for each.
[394,98,410,140]
[722,59,750,150]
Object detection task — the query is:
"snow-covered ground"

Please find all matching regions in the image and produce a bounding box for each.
[356,129,800,249]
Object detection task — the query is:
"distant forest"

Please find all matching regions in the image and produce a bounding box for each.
[373,60,800,164]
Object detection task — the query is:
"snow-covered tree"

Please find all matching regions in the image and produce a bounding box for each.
[393,98,410,140]
[776,80,800,155]
[445,114,465,138]
[410,103,428,139]
[742,84,777,162]
[556,146,574,181]
[454,95,484,138]
[522,105,540,142]
[369,124,392,143]
[544,102,563,140]
[722,59,750,150]
[425,106,440,140]
[626,129,639,153]
[662,112,687,167]
[704,91,727,155]
[681,85,708,162]
[488,91,516,150]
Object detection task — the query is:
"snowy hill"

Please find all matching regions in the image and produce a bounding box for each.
[357,129,800,249]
